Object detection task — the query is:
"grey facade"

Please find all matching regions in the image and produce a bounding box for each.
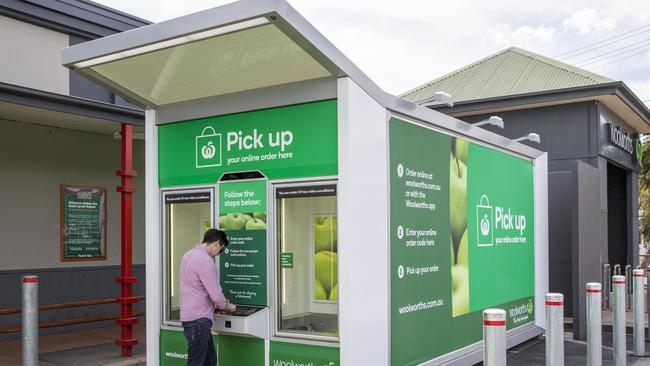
[0,0,148,339]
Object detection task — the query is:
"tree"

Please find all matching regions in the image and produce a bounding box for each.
[639,136,650,267]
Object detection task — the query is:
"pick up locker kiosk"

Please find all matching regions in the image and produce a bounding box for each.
[62,1,549,365]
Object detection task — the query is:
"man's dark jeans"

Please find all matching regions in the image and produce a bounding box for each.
[182,317,216,366]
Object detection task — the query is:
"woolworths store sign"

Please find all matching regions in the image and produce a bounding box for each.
[389,117,535,365]
[158,100,338,187]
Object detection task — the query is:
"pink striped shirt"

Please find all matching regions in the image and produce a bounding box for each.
[179,245,229,322]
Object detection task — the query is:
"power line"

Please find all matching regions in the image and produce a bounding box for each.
[590,46,650,68]
[573,38,650,65]
[558,29,650,60]
[554,23,650,58]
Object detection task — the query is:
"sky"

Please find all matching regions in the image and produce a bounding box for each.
[97,0,650,105]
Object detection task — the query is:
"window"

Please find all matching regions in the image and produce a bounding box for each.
[163,190,213,323]
[275,183,338,339]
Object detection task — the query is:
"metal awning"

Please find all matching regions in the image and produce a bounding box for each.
[61,0,385,108]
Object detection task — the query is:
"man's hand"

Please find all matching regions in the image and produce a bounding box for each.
[226,303,236,312]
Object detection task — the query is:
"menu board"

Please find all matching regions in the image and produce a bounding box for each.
[60,185,107,261]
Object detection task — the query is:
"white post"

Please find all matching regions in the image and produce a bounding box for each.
[545,293,564,366]
[587,283,602,366]
[22,275,38,366]
[602,264,610,309]
[633,269,645,356]
[612,275,626,366]
[483,309,506,366]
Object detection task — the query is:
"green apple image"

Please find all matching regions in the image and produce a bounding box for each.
[220,213,247,230]
[450,235,455,265]
[450,155,467,246]
[457,229,468,266]
[315,216,337,252]
[315,251,337,293]
[455,138,469,164]
[240,213,252,224]
[218,214,227,229]
[451,264,470,316]
[329,284,338,301]
[253,212,266,223]
[245,217,267,230]
[315,278,327,300]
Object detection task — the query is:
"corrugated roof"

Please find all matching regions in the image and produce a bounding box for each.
[401,47,613,103]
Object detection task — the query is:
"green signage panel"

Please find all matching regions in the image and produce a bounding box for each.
[60,185,107,261]
[270,341,340,366]
[389,117,535,365]
[217,335,264,366]
[160,328,218,366]
[218,179,267,306]
[466,143,535,312]
[280,252,294,268]
[158,100,338,187]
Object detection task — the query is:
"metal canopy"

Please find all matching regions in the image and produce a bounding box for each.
[61,0,385,108]
[61,0,544,160]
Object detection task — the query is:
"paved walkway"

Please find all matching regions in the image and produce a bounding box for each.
[504,332,650,365]
[0,323,145,366]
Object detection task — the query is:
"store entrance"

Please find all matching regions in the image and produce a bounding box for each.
[607,162,628,268]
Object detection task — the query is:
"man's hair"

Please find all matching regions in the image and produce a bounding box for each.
[202,229,228,247]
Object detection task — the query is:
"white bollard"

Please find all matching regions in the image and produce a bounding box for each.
[546,293,564,366]
[22,275,38,366]
[587,283,602,366]
[633,269,645,356]
[483,309,506,366]
[612,275,626,366]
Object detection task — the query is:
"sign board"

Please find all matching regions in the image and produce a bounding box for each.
[389,117,535,365]
[218,179,267,306]
[158,100,338,187]
[60,185,107,261]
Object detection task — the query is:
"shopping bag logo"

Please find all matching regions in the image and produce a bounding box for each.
[196,126,222,168]
[476,195,494,247]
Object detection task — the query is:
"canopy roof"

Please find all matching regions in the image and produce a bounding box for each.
[61,0,384,108]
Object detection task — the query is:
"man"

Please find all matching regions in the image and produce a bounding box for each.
[180,229,236,366]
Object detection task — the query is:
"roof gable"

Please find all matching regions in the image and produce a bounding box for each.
[401,47,612,103]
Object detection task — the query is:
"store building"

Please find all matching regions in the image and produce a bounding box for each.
[0,0,148,341]
[402,47,650,340]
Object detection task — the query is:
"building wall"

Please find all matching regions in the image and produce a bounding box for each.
[0,15,69,95]
[0,119,146,337]
[0,119,145,270]
[460,101,599,165]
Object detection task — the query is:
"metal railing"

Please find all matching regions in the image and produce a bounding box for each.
[0,295,145,333]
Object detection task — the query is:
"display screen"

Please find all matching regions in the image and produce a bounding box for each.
[275,183,338,338]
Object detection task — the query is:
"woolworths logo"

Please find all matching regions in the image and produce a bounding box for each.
[272,360,335,366]
[509,299,534,325]
[164,351,187,360]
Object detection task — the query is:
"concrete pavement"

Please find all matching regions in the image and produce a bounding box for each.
[0,322,145,366]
